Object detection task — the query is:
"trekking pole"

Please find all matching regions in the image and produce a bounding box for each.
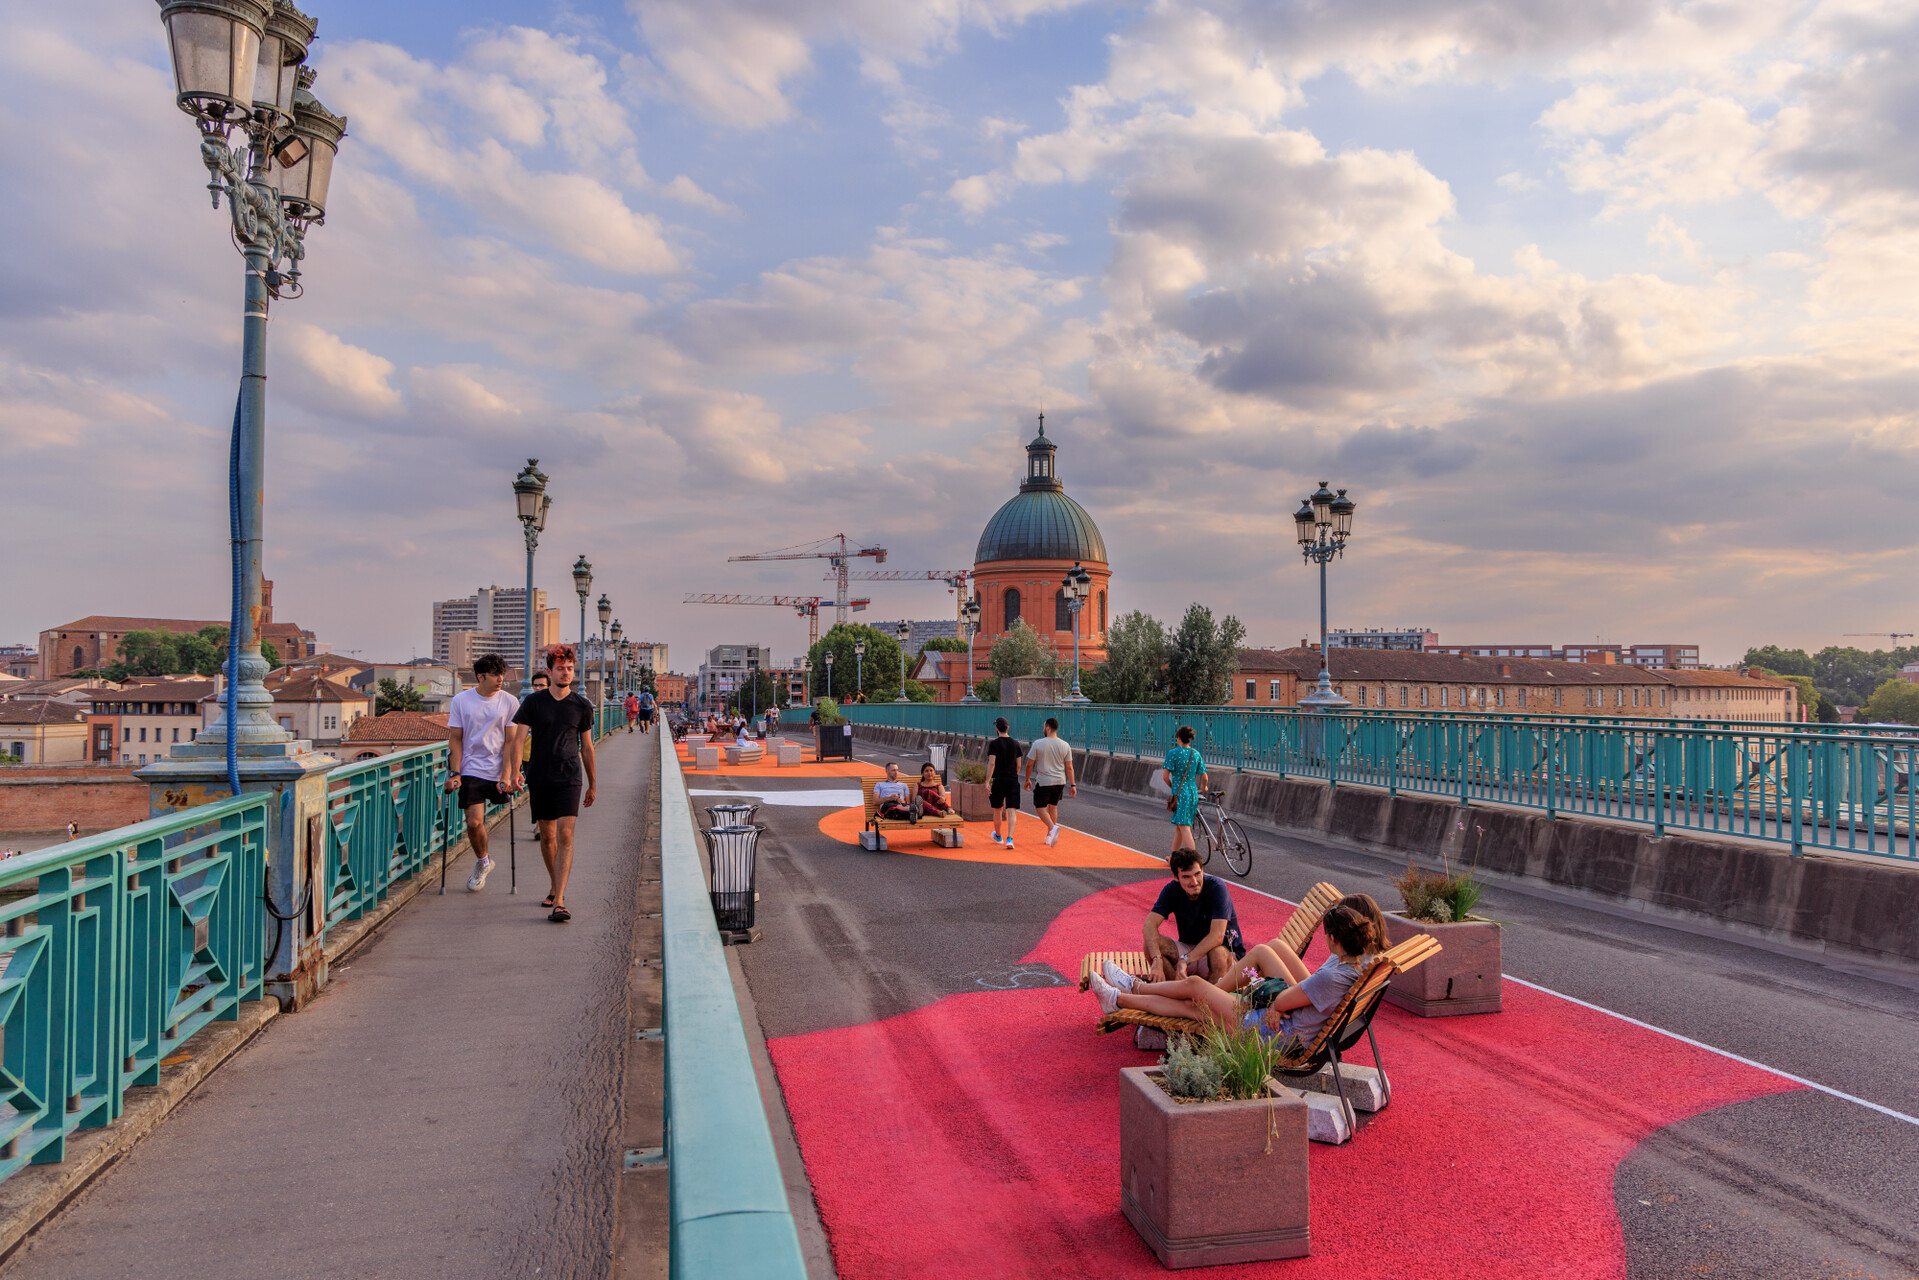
[508,792,518,894]
[439,780,450,895]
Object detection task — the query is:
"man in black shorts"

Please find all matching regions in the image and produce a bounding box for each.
[510,645,597,922]
[986,716,1022,850]
[442,653,520,891]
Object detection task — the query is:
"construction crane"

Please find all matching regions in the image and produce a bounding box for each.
[834,568,973,629]
[1845,632,1915,645]
[728,534,887,628]
[682,593,869,649]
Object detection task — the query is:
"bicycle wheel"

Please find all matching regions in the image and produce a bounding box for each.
[1220,819,1253,877]
[1197,827,1213,865]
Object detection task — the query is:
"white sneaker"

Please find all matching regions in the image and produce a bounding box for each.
[1089,971,1120,1015]
[1045,826,1060,846]
[1102,960,1136,993]
[467,856,493,892]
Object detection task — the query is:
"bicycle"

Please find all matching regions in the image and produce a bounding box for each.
[1194,789,1252,877]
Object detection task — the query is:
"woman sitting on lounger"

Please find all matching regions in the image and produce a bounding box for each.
[1088,895,1390,1050]
[916,763,953,817]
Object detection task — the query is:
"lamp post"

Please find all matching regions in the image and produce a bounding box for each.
[854,639,865,701]
[895,621,912,703]
[154,0,346,758]
[801,656,811,706]
[513,461,551,693]
[1294,481,1357,711]
[824,650,834,702]
[596,594,611,706]
[571,555,592,658]
[1062,563,1092,702]
[961,595,982,703]
[610,618,624,695]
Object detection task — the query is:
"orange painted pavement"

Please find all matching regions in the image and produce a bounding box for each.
[816,807,1164,868]
[680,755,890,779]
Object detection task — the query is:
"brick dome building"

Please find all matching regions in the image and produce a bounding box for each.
[970,419,1110,676]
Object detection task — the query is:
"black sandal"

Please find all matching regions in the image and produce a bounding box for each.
[548,905,571,923]
[541,895,556,908]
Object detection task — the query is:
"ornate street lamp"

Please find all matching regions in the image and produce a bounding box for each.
[895,621,912,703]
[597,593,611,703]
[610,618,624,694]
[1062,563,1092,702]
[823,650,834,701]
[961,595,983,703]
[801,655,812,705]
[854,639,866,700]
[571,555,593,654]
[1296,481,1357,710]
[156,0,347,762]
[513,460,550,693]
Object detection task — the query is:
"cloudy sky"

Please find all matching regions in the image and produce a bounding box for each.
[4,0,1916,669]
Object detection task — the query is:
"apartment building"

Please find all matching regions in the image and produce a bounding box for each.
[430,586,561,667]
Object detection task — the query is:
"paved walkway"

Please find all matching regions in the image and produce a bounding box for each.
[3,730,656,1280]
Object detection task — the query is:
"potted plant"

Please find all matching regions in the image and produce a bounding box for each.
[953,760,993,820]
[1120,1028,1310,1268]
[813,698,853,761]
[1383,856,1502,1016]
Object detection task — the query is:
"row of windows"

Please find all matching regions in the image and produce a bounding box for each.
[999,587,1108,634]
[96,703,196,715]
[122,726,194,743]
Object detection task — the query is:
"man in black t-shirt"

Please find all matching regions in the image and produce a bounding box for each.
[510,645,597,923]
[1142,849,1245,986]
[985,716,1022,850]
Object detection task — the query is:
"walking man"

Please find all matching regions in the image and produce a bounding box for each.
[986,716,1022,849]
[1022,716,1076,847]
[638,687,656,734]
[443,653,520,892]
[510,645,597,923]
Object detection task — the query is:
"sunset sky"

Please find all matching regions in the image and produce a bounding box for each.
[5,0,1916,666]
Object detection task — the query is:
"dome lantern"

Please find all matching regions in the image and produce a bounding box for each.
[976,414,1107,564]
[1023,413,1060,491]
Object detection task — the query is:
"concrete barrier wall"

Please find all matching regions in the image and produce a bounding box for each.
[843,722,1919,967]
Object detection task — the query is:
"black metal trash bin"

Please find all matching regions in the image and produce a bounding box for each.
[704,802,761,828]
[700,824,763,933]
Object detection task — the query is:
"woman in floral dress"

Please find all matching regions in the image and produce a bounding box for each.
[1161,724,1209,854]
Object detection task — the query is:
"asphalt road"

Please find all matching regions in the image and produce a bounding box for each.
[720,732,1919,1280]
[2,729,656,1280]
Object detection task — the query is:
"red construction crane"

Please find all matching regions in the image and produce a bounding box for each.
[681,593,869,649]
[727,534,887,628]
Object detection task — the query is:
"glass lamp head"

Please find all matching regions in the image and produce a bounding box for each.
[252,1,315,124]
[1330,488,1356,538]
[512,458,547,523]
[571,555,593,599]
[273,75,347,220]
[597,594,612,626]
[1310,481,1335,527]
[158,0,272,125]
[1293,500,1315,545]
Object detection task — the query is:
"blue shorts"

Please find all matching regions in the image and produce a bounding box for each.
[1242,1008,1294,1042]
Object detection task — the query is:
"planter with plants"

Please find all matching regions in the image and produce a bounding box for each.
[813,698,854,760]
[1120,1027,1310,1268]
[1384,858,1502,1017]
[953,760,993,820]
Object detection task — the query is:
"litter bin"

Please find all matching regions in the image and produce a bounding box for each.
[700,824,763,934]
[928,741,949,786]
[704,802,761,828]
[817,723,855,761]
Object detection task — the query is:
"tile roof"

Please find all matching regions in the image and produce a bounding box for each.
[344,711,451,742]
[0,701,87,725]
[267,675,366,703]
[88,680,217,707]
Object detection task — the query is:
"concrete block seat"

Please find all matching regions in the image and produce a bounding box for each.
[858,777,965,851]
[693,745,719,770]
[724,742,764,765]
[776,742,803,767]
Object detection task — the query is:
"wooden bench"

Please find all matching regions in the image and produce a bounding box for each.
[1077,881,1344,993]
[859,777,964,850]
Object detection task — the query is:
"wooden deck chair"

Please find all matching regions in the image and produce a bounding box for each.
[858,777,964,850]
[1076,881,1342,994]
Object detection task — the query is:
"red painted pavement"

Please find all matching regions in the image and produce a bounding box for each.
[767,881,1805,1279]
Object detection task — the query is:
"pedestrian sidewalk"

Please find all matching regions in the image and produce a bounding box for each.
[2,731,657,1280]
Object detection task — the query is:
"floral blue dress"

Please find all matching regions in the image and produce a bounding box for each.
[1163,744,1204,825]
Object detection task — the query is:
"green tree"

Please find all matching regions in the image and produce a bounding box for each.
[375,677,426,715]
[116,630,181,676]
[975,674,1001,702]
[808,623,909,702]
[637,666,658,696]
[1165,604,1245,706]
[988,620,1061,682]
[1863,678,1919,724]
[724,670,783,715]
[1087,610,1167,704]
[919,636,968,655]
[1742,646,1813,678]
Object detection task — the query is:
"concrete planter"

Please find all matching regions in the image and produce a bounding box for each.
[1383,913,1502,1016]
[955,780,993,821]
[1118,1067,1309,1268]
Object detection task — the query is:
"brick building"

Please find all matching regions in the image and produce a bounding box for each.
[86,678,215,764]
[0,701,88,764]
[37,581,319,678]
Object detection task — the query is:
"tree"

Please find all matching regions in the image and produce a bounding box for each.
[1087,610,1167,704]
[1742,646,1813,679]
[988,620,1061,682]
[724,670,783,715]
[919,636,968,655]
[116,630,182,677]
[376,677,426,715]
[637,666,658,696]
[809,623,910,702]
[1863,678,1919,724]
[976,674,1001,702]
[1165,604,1245,706]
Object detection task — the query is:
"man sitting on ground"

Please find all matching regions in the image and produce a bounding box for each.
[1143,849,1246,986]
[873,762,919,821]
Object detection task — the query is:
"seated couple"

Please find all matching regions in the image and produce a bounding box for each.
[873,761,953,822]
[1090,850,1390,1049]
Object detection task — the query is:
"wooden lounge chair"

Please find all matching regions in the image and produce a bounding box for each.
[858,777,964,850]
[1076,881,1344,993]
[1096,934,1443,1137]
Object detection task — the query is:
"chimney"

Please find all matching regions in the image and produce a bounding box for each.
[1498,663,1510,678]
[1300,638,1310,649]
[1595,651,1615,665]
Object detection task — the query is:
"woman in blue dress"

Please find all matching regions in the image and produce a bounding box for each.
[1161,725,1208,854]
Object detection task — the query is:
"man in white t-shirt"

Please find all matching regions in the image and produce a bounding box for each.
[1023,716,1077,847]
[443,653,522,892]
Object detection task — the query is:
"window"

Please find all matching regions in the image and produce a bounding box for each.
[1400,687,1409,708]
[1478,688,1487,707]
[1495,689,1505,708]
[172,728,180,742]
[1440,687,1449,707]
[139,727,147,743]
[1355,686,1367,706]
[1003,588,1021,631]
[1270,680,1283,700]
[1615,689,1624,707]
[1099,591,1107,633]
[1246,679,1256,701]
[72,646,84,670]
[189,728,197,741]
[123,727,131,742]
[1419,687,1429,707]
[138,754,146,765]
[1553,688,1562,708]
[1517,689,1527,708]
[278,716,293,730]
[1055,590,1072,631]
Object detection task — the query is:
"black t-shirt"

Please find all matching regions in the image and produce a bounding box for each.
[986,735,1023,782]
[1151,874,1244,951]
[512,689,594,788]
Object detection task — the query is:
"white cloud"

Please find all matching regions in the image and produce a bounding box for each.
[280,324,404,418]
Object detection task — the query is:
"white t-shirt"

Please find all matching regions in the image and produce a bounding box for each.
[446,688,521,781]
[1027,735,1073,786]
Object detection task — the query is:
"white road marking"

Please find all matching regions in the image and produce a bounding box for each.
[689,789,865,808]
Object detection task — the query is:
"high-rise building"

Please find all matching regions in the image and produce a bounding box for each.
[698,644,772,709]
[1326,628,1437,652]
[430,586,560,668]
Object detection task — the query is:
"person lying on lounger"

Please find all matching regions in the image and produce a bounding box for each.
[1090,895,1391,1048]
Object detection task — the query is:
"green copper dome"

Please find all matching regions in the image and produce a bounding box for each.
[975,418,1107,563]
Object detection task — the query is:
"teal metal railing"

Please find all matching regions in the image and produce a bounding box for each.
[0,791,270,1180]
[658,732,807,1278]
[820,703,1918,860]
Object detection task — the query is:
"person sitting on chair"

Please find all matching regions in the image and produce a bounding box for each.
[1089,895,1390,1046]
[873,762,917,820]
[916,762,953,817]
[1138,849,1246,987]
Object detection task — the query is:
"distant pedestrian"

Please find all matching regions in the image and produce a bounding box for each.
[64,820,77,841]
[511,646,597,923]
[986,716,1022,850]
[638,688,655,733]
[1163,725,1209,856]
[1023,716,1076,848]
[444,654,520,892]
[624,691,638,733]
